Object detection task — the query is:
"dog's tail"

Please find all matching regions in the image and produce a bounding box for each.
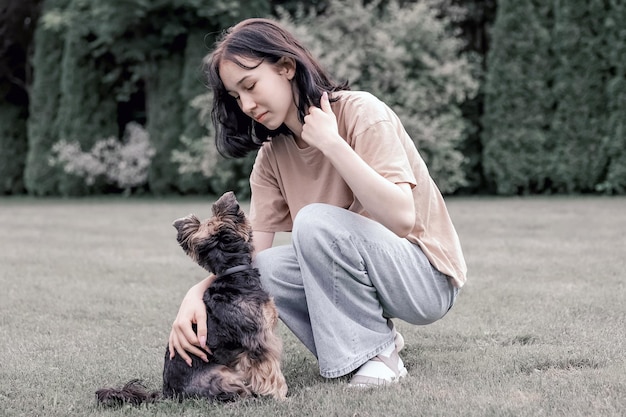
[96,379,161,407]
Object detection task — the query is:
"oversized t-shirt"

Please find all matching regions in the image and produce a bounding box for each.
[249,90,467,288]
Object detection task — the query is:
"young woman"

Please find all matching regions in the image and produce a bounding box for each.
[169,18,467,387]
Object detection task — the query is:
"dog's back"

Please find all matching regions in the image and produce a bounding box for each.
[162,266,286,400]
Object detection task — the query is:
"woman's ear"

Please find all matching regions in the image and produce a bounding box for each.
[277,57,296,80]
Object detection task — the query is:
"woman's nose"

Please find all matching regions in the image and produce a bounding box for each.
[239,94,256,114]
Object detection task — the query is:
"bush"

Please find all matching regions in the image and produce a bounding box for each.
[55,0,119,196]
[171,92,255,199]
[548,0,612,192]
[482,0,626,194]
[481,0,555,194]
[49,122,155,194]
[24,0,69,196]
[279,0,479,193]
[600,1,626,194]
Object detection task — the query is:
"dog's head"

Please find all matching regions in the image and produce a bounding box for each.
[172,191,253,273]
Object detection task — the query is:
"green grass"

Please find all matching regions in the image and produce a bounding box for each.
[1,196,625,417]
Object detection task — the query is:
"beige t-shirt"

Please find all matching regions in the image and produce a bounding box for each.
[249,90,467,288]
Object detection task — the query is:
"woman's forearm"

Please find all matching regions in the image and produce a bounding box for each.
[322,138,415,237]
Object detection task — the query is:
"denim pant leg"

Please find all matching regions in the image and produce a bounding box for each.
[255,203,458,379]
[254,244,318,357]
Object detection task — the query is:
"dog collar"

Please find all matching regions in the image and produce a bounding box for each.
[216,264,254,278]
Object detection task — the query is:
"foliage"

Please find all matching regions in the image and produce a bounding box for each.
[548,0,612,192]
[24,0,69,196]
[428,0,497,194]
[49,122,155,194]
[171,90,255,199]
[481,0,555,194]
[175,28,217,194]
[482,0,626,194]
[0,0,42,195]
[0,0,41,100]
[20,0,271,197]
[172,93,220,180]
[56,0,120,195]
[145,52,187,195]
[278,0,479,193]
[598,0,626,194]
[0,103,27,194]
[10,0,625,196]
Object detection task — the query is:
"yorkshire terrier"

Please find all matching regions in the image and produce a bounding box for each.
[96,191,287,405]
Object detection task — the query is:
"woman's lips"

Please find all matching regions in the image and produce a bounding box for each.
[255,112,268,123]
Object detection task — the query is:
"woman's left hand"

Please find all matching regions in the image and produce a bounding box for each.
[301,91,341,151]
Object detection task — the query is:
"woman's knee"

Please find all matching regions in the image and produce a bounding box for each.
[254,246,283,291]
[254,245,301,290]
[293,203,350,246]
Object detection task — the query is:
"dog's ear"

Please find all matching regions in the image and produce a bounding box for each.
[212,191,240,218]
[172,214,201,253]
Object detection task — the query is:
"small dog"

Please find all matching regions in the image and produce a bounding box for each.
[96,191,287,405]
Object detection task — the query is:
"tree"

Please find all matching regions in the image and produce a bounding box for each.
[25,0,69,196]
[548,0,612,192]
[598,0,626,194]
[481,0,555,194]
[25,0,271,196]
[0,0,42,194]
[482,0,625,194]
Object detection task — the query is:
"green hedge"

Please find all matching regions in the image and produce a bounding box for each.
[145,53,186,195]
[481,0,554,194]
[601,0,626,194]
[56,1,119,195]
[482,0,626,194]
[22,0,270,196]
[24,0,68,196]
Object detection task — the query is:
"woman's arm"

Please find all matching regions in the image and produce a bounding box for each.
[301,92,415,237]
[253,230,275,258]
[168,275,214,366]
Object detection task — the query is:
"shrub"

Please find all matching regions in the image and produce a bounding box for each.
[171,92,255,199]
[482,0,626,195]
[279,0,479,193]
[49,122,155,194]
[24,0,69,196]
[481,0,555,194]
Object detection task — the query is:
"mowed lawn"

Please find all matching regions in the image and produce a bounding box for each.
[1,196,624,417]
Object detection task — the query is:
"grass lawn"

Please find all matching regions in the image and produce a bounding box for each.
[1,196,625,417]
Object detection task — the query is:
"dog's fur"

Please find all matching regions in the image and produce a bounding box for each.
[96,191,287,405]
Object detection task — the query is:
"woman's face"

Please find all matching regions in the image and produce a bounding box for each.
[219,56,299,132]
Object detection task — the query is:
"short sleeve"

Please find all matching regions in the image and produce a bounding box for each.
[351,119,417,188]
[249,146,293,232]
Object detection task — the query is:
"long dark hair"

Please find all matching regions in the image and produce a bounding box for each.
[204,18,349,158]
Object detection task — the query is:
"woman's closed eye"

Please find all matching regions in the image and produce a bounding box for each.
[227,83,254,101]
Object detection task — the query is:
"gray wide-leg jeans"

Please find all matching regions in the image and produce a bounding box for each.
[254,203,459,378]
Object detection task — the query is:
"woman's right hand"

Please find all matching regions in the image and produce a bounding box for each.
[168,276,214,366]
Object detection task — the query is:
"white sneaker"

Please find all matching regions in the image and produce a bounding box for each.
[348,345,408,387]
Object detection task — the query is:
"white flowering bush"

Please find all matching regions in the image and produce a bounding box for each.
[49,122,155,193]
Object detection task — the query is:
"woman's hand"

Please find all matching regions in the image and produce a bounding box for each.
[168,276,214,366]
[302,93,415,237]
[301,91,342,152]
